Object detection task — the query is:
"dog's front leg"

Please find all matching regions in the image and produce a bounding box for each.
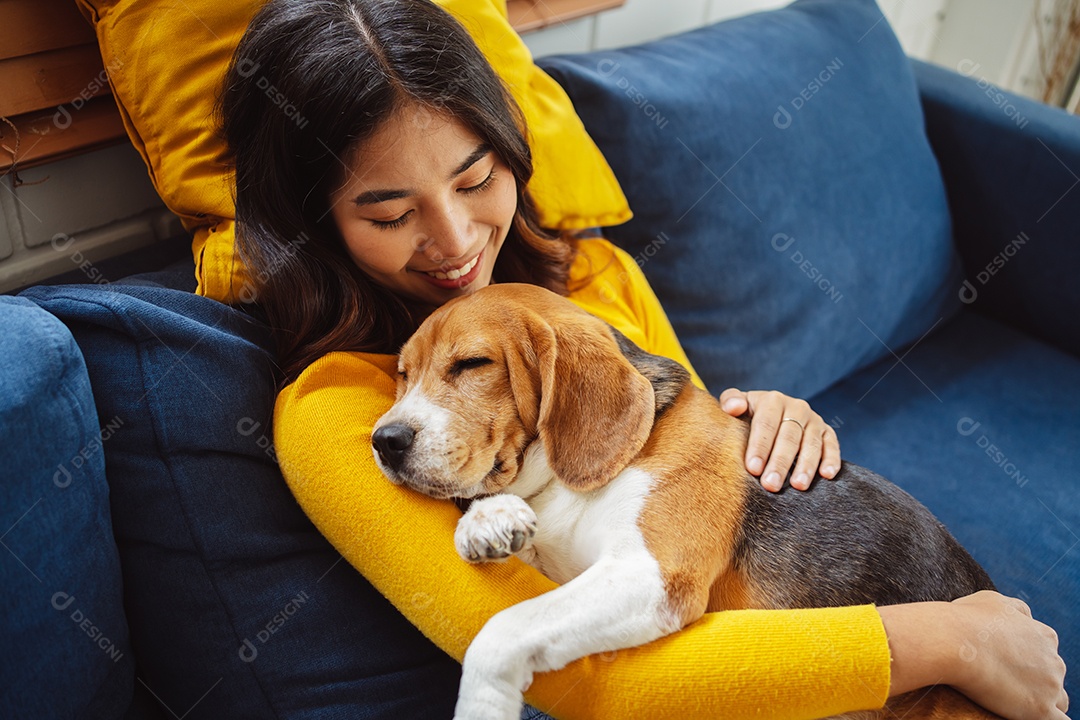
[454,554,679,720]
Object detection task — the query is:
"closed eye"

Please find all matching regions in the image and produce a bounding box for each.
[459,169,495,195]
[450,357,493,375]
[371,210,413,230]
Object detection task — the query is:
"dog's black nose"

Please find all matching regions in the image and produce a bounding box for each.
[372,424,415,470]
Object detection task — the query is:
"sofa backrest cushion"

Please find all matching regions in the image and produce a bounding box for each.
[0,297,133,720]
[540,0,962,398]
[20,283,460,719]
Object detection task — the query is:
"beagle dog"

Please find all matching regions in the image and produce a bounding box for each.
[372,283,997,720]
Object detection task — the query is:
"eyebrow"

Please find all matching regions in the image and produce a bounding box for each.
[350,142,493,207]
[451,143,492,178]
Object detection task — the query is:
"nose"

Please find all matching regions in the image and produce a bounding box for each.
[423,206,472,262]
[372,424,415,471]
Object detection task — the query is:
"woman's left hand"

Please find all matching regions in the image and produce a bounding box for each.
[718,388,841,493]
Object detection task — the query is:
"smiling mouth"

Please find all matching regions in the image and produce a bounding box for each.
[420,253,481,280]
[413,249,486,290]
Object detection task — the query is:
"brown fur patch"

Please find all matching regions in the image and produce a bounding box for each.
[633,387,757,625]
[706,571,754,613]
[830,686,1000,720]
[534,308,656,492]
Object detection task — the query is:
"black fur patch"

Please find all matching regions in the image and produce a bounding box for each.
[608,326,692,418]
[736,462,995,609]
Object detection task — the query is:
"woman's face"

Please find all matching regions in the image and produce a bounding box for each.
[329,104,518,307]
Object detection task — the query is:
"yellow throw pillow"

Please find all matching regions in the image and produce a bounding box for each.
[76,0,632,304]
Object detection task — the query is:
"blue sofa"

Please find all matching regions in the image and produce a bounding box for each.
[2,1,1076,717]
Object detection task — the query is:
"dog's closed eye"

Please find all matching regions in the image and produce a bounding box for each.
[450,357,494,375]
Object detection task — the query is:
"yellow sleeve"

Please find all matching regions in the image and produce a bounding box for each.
[274,350,891,719]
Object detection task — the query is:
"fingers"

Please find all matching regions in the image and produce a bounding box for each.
[1016,599,1034,618]
[759,408,811,492]
[743,392,810,492]
[790,424,823,491]
[960,590,1033,619]
[820,425,841,479]
[1001,593,1034,618]
[719,387,749,417]
[1053,654,1069,716]
[733,390,844,492]
[742,391,786,484]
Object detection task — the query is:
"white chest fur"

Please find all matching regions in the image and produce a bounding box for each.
[454,442,678,720]
[504,441,656,585]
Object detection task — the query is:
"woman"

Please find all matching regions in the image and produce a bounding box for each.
[219,0,1067,717]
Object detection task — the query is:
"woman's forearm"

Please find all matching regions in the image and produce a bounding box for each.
[878,601,955,695]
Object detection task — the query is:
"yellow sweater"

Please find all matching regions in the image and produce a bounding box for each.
[274,238,891,719]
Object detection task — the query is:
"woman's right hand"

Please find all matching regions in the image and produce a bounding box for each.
[879,590,1068,720]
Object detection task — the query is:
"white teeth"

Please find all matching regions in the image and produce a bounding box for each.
[426,254,479,281]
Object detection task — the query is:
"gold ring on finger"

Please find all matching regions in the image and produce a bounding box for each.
[781,417,805,432]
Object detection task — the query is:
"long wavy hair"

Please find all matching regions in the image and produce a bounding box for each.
[219,0,578,382]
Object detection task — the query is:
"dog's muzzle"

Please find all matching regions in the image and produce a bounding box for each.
[372,423,415,473]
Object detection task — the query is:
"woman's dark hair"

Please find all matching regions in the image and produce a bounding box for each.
[219,0,578,382]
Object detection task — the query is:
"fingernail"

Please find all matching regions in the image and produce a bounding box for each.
[748,456,764,474]
[823,465,836,478]
[764,471,781,490]
[722,399,739,412]
[794,472,809,489]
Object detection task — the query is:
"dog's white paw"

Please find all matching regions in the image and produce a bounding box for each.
[455,494,537,563]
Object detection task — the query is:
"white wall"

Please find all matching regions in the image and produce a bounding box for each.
[929,0,1045,97]
[522,0,950,61]
[521,0,1045,101]
[0,143,180,292]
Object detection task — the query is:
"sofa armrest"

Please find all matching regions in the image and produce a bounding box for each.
[913,59,1080,358]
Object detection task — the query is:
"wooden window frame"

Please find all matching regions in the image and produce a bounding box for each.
[507,0,625,33]
[0,0,125,176]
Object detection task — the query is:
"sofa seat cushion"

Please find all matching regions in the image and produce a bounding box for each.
[540,0,962,398]
[20,283,460,719]
[809,309,1079,695]
[0,297,133,719]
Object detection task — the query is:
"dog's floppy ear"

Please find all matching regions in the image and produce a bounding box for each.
[504,319,547,439]
[533,313,656,492]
